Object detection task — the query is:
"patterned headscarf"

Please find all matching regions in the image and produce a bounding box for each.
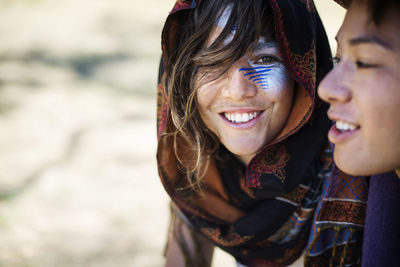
[157,0,367,266]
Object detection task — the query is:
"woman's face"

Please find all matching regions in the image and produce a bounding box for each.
[318,0,400,176]
[196,24,294,165]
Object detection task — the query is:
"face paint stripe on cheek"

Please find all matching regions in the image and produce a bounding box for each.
[240,66,272,71]
[243,69,271,77]
[239,66,272,90]
[248,73,271,81]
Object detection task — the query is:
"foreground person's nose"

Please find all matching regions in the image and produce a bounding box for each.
[318,65,351,104]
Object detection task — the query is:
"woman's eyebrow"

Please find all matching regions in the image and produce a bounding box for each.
[349,35,392,50]
[335,34,392,51]
[253,38,277,52]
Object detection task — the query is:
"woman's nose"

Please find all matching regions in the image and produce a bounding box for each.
[318,63,352,104]
[221,65,258,101]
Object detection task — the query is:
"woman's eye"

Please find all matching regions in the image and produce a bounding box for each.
[356,60,378,69]
[255,56,277,64]
[332,56,341,66]
[331,56,379,69]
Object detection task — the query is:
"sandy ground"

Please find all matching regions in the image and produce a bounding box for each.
[0,0,344,266]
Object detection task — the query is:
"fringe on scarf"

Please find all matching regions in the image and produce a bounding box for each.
[304,226,360,267]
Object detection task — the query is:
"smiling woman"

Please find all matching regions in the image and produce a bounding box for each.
[157,0,367,266]
[318,0,400,177]
[196,30,294,165]
[318,0,400,266]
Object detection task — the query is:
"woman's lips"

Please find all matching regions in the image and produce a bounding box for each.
[328,120,360,144]
[220,110,264,129]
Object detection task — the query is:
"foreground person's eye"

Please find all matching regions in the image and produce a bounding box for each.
[356,60,379,69]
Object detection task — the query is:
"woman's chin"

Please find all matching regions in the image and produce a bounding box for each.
[334,151,394,177]
[223,144,261,165]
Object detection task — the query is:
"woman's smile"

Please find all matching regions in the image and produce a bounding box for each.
[220,110,264,128]
[327,111,361,144]
[222,110,263,124]
[328,120,361,144]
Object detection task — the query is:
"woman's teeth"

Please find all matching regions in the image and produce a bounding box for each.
[336,120,358,131]
[224,111,260,123]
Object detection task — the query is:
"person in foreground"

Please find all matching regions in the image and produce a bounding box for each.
[157,0,367,266]
[318,0,400,265]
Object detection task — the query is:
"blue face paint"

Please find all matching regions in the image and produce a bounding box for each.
[215,8,290,92]
[239,66,272,90]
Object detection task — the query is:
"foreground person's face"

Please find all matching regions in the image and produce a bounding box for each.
[196,24,294,165]
[318,0,400,176]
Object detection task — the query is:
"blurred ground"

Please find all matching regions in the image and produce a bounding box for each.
[0,0,344,266]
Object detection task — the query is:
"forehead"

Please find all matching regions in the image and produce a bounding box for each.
[337,0,400,51]
[208,5,275,49]
[206,25,277,51]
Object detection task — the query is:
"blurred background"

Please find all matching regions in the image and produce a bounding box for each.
[0,0,344,266]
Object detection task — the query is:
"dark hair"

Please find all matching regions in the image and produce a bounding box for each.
[165,0,275,188]
[364,0,400,25]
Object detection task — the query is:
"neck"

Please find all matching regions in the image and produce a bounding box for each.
[238,154,254,166]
